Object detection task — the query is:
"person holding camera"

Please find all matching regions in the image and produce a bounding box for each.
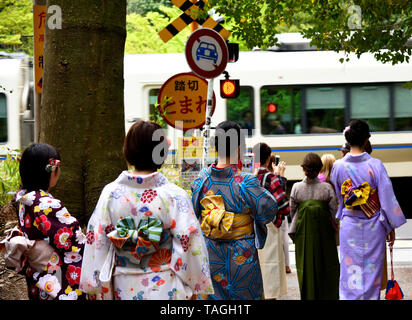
[253,143,290,300]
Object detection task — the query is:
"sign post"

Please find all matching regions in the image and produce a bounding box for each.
[33,0,46,143]
[184,28,228,169]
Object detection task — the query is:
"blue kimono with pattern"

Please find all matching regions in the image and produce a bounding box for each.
[191,164,279,300]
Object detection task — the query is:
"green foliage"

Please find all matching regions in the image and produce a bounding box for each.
[127,0,172,15]
[125,6,191,54]
[0,148,21,207]
[208,0,412,65]
[0,0,33,55]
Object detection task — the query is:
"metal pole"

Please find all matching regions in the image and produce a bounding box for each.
[202,77,214,169]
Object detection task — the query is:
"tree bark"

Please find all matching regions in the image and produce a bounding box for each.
[41,1,127,226]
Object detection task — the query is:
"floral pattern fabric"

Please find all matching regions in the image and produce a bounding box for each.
[15,189,86,300]
[191,164,279,300]
[79,171,213,300]
[331,152,406,300]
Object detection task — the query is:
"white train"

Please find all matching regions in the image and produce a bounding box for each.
[0,52,34,154]
[1,35,412,226]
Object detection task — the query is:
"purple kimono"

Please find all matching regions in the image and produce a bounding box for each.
[331,152,406,300]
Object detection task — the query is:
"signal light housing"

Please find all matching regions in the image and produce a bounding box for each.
[220,79,240,98]
[227,42,239,63]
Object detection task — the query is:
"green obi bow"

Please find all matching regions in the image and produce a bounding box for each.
[107,216,163,264]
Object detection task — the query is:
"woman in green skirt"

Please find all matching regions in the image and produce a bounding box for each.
[289,153,340,300]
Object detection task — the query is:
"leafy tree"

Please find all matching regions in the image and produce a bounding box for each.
[0,0,33,55]
[207,0,412,65]
[125,7,190,54]
[41,0,127,225]
[127,0,172,16]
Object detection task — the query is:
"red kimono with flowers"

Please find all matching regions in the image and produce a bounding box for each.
[16,189,86,300]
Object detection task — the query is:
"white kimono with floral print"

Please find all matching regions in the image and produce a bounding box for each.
[79,171,213,300]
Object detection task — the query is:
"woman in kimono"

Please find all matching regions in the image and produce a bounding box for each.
[331,119,406,300]
[16,143,86,300]
[79,121,213,300]
[191,121,280,300]
[289,153,340,300]
[252,143,289,299]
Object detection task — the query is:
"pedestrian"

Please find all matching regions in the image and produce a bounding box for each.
[340,142,350,158]
[289,152,340,300]
[252,143,289,300]
[331,119,406,300]
[14,143,86,300]
[79,121,213,300]
[267,154,291,274]
[191,121,280,300]
[318,154,336,184]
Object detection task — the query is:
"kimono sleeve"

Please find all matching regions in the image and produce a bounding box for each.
[79,185,114,299]
[331,164,344,221]
[168,188,214,296]
[191,169,207,219]
[239,174,278,249]
[326,183,339,230]
[375,160,406,234]
[31,196,85,299]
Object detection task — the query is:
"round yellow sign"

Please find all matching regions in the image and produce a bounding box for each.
[157,72,216,131]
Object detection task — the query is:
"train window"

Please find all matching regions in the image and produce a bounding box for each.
[0,93,7,142]
[351,85,390,131]
[306,86,344,134]
[226,86,254,136]
[260,87,301,135]
[149,88,168,130]
[394,83,412,131]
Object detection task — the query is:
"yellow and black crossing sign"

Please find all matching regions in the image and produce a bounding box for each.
[158,0,230,43]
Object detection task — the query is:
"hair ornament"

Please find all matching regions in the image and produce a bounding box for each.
[343,126,350,136]
[45,158,61,173]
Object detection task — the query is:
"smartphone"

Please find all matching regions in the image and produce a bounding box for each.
[242,153,255,173]
[275,155,280,166]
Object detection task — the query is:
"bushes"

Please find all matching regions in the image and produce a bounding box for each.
[0,148,21,207]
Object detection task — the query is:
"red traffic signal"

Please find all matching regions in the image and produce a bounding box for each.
[220,79,240,98]
[267,103,278,113]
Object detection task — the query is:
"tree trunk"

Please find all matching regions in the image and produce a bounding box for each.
[41,1,127,226]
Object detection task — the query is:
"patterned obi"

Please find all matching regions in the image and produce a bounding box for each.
[200,195,254,240]
[107,216,163,264]
[341,179,381,218]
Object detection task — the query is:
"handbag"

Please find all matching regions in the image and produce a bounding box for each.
[385,244,404,300]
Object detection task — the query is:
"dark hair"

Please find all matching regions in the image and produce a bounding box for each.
[19,143,61,192]
[301,152,323,179]
[267,154,276,173]
[345,119,371,148]
[214,121,244,158]
[252,143,271,165]
[123,121,168,172]
[340,142,350,153]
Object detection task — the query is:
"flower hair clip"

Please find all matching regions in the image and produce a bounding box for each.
[45,158,61,173]
[343,126,350,136]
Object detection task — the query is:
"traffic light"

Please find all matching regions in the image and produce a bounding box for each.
[220,71,240,99]
[267,103,278,113]
[226,41,239,63]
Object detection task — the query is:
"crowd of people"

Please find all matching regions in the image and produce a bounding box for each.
[1,118,406,300]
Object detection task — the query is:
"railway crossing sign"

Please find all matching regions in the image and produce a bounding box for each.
[158,0,231,43]
[185,28,228,79]
[157,72,216,131]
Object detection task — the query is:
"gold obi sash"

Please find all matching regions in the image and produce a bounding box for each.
[200,195,254,240]
[341,179,381,218]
